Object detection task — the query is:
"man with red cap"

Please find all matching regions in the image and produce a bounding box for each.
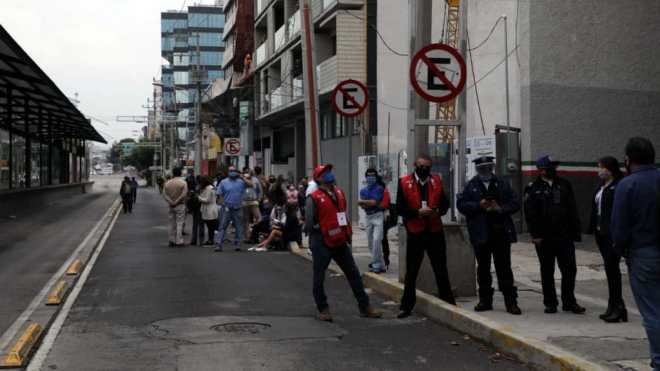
[304,163,382,322]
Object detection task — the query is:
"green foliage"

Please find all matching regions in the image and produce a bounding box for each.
[121,145,155,171]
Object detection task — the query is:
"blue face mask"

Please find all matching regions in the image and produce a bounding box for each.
[366,176,377,186]
[228,171,239,178]
[321,171,335,184]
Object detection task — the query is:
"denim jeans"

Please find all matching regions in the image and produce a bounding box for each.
[215,206,243,247]
[310,232,370,312]
[365,212,385,269]
[628,249,660,370]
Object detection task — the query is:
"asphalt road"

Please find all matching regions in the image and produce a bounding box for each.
[40,188,528,371]
[0,175,120,341]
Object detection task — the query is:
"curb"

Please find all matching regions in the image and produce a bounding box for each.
[289,242,606,371]
[0,199,121,369]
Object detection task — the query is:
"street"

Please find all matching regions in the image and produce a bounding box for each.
[34,187,526,371]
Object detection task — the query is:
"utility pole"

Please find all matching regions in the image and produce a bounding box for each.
[299,0,321,172]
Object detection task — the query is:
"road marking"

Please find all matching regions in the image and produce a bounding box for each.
[0,200,118,351]
[27,203,120,371]
[0,323,42,367]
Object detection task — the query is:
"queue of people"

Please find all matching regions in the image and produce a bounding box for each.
[159,136,659,368]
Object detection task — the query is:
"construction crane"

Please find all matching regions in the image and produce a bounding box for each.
[435,0,461,144]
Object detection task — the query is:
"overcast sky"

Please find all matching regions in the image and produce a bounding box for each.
[0,0,206,148]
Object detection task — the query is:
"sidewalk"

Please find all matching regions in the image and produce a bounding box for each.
[345,227,650,370]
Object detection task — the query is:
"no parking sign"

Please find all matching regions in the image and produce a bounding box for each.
[410,43,466,103]
[331,79,369,117]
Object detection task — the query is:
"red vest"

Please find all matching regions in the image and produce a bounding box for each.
[400,174,444,233]
[381,188,391,210]
[311,187,352,247]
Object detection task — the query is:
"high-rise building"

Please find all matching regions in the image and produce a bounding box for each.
[160,4,225,163]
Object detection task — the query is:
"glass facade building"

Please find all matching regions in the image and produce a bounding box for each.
[161,5,225,142]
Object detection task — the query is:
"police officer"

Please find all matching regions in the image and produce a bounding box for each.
[457,156,522,315]
[304,164,382,322]
[524,155,585,314]
[396,154,455,319]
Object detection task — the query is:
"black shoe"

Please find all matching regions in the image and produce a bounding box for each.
[599,304,614,320]
[474,301,493,312]
[168,242,176,247]
[506,303,522,315]
[544,306,557,314]
[602,304,627,323]
[397,310,412,319]
[562,303,586,314]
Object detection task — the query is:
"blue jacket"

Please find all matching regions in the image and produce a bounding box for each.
[457,176,520,246]
[611,165,660,257]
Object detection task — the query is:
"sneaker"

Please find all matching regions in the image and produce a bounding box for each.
[248,246,258,252]
[214,246,223,252]
[318,309,333,322]
[255,247,268,252]
[360,306,382,319]
[369,267,386,274]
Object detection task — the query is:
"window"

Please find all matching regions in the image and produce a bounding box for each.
[161,36,174,52]
[191,51,223,66]
[321,110,337,140]
[12,134,25,189]
[174,71,190,85]
[188,13,224,29]
[207,70,224,82]
[0,128,9,190]
[173,52,190,66]
[189,32,224,47]
[161,18,187,33]
[176,89,191,104]
[31,140,41,186]
[162,72,174,86]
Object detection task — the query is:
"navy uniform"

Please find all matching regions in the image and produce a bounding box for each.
[457,156,521,315]
[524,155,585,314]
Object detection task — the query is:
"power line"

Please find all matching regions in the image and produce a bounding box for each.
[466,30,486,136]
[468,16,505,52]
[340,10,407,57]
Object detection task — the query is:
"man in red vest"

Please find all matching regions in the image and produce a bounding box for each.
[304,164,382,322]
[396,154,456,318]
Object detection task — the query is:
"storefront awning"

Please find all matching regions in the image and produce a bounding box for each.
[0,25,106,143]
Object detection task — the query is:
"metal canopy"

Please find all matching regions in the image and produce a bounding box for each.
[0,25,106,143]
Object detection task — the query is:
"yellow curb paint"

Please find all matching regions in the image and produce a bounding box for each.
[65,259,83,275]
[45,281,68,306]
[0,323,42,367]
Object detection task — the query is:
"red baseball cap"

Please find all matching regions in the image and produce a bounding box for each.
[313,164,333,180]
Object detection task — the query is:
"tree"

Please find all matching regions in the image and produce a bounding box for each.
[121,146,155,171]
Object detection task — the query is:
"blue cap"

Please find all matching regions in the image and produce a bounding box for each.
[536,155,560,169]
[472,156,495,167]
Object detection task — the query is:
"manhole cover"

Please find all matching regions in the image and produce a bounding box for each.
[210,322,271,335]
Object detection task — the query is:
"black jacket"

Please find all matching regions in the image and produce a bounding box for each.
[524,176,581,242]
[588,178,620,237]
[457,176,520,246]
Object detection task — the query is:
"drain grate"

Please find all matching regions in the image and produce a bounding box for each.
[210,322,271,335]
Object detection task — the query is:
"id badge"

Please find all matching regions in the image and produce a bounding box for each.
[421,201,428,209]
[337,212,348,226]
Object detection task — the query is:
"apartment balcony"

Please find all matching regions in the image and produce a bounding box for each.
[255,42,267,67]
[222,9,236,40]
[256,0,268,17]
[287,10,301,39]
[312,0,362,19]
[292,76,303,100]
[316,55,337,94]
[222,38,235,69]
[274,25,287,52]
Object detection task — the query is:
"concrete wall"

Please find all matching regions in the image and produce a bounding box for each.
[528,0,660,163]
[336,11,366,82]
[320,133,362,221]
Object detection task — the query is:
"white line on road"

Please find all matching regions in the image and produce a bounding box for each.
[27,202,121,371]
[0,199,119,351]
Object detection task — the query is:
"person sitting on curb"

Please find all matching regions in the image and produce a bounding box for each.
[304,163,382,322]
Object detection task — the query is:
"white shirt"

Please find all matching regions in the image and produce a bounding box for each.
[305,180,318,197]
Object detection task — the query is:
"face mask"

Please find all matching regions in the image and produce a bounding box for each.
[321,171,336,184]
[366,176,377,186]
[476,166,493,180]
[228,171,239,178]
[598,169,611,180]
[415,166,431,180]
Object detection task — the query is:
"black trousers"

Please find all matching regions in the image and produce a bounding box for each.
[475,232,516,300]
[121,195,132,213]
[382,216,397,267]
[204,219,219,243]
[534,238,577,308]
[595,232,624,307]
[400,231,455,312]
[190,211,204,245]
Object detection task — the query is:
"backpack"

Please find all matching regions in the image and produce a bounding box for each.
[122,182,131,195]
